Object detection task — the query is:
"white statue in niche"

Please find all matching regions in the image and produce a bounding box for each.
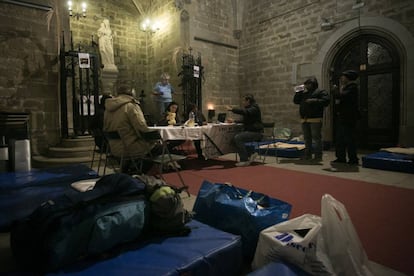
[97,19,117,71]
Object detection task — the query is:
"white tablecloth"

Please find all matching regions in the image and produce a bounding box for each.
[149,123,242,159]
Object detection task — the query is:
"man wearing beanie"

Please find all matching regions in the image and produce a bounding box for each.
[332,70,360,165]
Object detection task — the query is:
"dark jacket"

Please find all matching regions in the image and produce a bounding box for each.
[334,82,360,125]
[231,103,263,132]
[293,88,330,119]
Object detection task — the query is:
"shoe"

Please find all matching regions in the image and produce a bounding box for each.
[249,152,259,162]
[347,160,359,166]
[167,161,181,170]
[331,159,346,164]
[235,161,251,167]
[197,154,205,160]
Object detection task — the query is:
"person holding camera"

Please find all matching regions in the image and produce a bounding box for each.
[293,77,330,162]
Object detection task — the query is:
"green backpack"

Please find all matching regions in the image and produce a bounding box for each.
[134,174,193,236]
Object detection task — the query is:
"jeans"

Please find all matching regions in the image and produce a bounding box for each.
[335,123,358,162]
[233,131,263,162]
[302,122,322,158]
[156,101,171,120]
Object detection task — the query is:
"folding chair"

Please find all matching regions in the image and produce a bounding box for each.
[101,131,132,175]
[117,128,189,196]
[252,122,276,163]
[91,128,113,175]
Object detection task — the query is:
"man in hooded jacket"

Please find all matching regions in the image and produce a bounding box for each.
[103,86,161,171]
[332,70,360,165]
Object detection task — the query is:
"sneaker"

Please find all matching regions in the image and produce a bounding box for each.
[235,161,251,167]
[249,152,259,162]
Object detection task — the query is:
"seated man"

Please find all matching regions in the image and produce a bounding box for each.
[103,85,173,172]
[226,94,263,167]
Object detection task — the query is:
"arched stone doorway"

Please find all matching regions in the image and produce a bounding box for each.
[331,34,400,149]
[316,16,414,148]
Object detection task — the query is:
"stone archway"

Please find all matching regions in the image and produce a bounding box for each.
[316,16,414,147]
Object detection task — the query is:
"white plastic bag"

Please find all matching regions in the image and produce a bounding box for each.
[321,194,374,276]
[252,214,334,275]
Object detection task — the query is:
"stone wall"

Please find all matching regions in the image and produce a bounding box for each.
[183,0,240,116]
[1,0,413,155]
[0,0,64,154]
[240,0,414,138]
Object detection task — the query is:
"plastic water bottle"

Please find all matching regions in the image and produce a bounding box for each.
[189,111,195,127]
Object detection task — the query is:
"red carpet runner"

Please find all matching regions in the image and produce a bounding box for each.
[164,158,414,275]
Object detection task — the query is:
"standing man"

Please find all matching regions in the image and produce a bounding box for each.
[293,77,330,162]
[153,72,174,121]
[332,70,360,165]
[226,94,263,167]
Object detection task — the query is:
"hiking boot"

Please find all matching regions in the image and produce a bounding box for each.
[235,161,251,167]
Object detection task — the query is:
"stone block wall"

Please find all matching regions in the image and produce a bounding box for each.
[0,1,63,154]
[240,0,414,137]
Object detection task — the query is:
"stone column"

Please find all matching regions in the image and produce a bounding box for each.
[101,67,119,95]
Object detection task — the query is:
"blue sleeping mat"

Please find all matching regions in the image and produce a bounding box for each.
[362,151,414,174]
[246,139,305,158]
[47,219,243,276]
[0,164,99,232]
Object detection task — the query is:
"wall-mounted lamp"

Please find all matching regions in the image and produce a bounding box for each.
[321,18,334,31]
[68,1,87,20]
[352,1,365,10]
[140,18,160,33]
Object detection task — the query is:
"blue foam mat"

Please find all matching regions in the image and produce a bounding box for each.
[0,164,99,231]
[48,220,242,276]
[362,151,414,174]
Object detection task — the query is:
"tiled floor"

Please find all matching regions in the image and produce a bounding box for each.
[1,151,411,273]
[257,150,413,190]
[181,150,413,212]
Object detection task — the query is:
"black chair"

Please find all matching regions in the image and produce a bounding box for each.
[254,122,276,163]
[90,128,116,175]
[116,128,189,195]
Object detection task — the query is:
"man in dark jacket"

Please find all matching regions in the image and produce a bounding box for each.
[332,70,360,165]
[293,77,330,161]
[226,94,263,167]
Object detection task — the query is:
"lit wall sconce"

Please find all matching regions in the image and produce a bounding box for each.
[140,18,160,33]
[68,1,87,20]
[321,18,334,31]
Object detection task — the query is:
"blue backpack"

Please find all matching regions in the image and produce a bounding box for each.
[10,173,148,272]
